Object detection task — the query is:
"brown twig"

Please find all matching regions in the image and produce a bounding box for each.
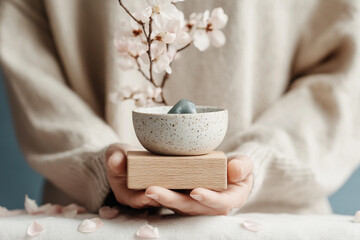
[177,42,192,52]
[135,56,150,80]
[118,0,143,25]
[147,17,155,87]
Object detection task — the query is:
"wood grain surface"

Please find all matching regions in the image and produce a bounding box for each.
[127,151,227,190]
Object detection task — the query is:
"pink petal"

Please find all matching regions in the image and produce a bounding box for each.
[0,206,24,217]
[209,30,226,47]
[64,209,78,218]
[27,221,44,237]
[24,195,39,214]
[99,206,119,219]
[241,219,264,232]
[353,211,360,223]
[63,203,87,214]
[163,32,176,44]
[44,204,63,215]
[136,224,160,239]
[210,7,228,29]
[193,30,210,51]
[78,218,103,233]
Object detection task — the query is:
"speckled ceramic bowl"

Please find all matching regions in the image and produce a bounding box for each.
[132,106,228,155]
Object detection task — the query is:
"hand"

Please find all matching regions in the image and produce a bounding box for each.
[105,143,160,208]
[144,154,253,215]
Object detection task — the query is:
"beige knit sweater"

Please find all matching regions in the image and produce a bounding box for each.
[1,0,360,213]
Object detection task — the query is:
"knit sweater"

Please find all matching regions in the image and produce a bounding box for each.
[0,0,359,213]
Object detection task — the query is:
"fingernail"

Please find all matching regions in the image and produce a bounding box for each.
[190,194,203,201]
[145,194,159,200]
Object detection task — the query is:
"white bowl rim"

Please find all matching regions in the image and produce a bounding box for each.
[133,106,227,116]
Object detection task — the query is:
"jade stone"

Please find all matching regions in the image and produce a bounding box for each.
[168,99,197,114]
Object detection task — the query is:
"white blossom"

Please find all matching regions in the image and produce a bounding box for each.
[114,37,148,70]
[151,41,176,74]
[110,84,162,107]
[147,0,183,28]
[191,8,228,51]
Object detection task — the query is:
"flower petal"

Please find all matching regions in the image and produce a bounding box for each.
[78,218,103,233]
[353,211,360,223]
[193,30,210,51]
[210,7,228,29]
[27,221,44,237]
[0,206,24,217]
[24,195,39,214]
[163,32,177,44]
[209,30,226,47]
[136,224,160,239]
[63,203,87,214]
[64,209,78,218]
[99,206,120,219]
[241,219,264,232]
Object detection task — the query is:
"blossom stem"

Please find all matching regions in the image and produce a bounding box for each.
[135,57,150,81]
[118,0,143,25]
[147,17,155,87]
[177,42,192,52]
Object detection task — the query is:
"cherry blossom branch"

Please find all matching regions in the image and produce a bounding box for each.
[115,2,228,107]
[135,56,150,80]
[177,42,192,52]
[147,17,155,87]
[118,0,142,25]
[117,0,167,105]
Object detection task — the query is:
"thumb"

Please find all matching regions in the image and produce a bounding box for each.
[106,144,130,175]
[108,151,126,175]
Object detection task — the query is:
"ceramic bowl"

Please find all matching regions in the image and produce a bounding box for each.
[132,106,228,155]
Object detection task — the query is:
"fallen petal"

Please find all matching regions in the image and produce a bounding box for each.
[0,206,24,217]
[353,211,360,223]
[241,219,264,232]
[78,218,103,233]
[64,209,78,218]
[136,224,160,239]
[63,203,87,214]
[27,221,44,237]
[24,195,39,214]
[99,206,119,219]
[44,204,63,215]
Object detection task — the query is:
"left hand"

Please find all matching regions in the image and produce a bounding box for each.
[145,154,254,215]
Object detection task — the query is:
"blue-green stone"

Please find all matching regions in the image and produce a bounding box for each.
[168,99,197,114]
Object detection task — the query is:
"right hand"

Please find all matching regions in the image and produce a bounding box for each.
[105,143,161,208]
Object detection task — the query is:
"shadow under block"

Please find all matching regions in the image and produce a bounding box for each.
[127,151,227,190]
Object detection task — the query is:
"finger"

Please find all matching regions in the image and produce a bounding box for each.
[190,183,251,210]
[106,143,138,175]
[228,155,253,184]
[107,151,126,176]
[110,179,161,208]
[145,186,218,215]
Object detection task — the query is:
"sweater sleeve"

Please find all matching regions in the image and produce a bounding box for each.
[0,0,119,212]
[226,2,360,212]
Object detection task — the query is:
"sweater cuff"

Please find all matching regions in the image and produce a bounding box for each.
[82,146,110,212]
[226,142,273,201]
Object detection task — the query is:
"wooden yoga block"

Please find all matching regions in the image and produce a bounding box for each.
[127,151,227,191]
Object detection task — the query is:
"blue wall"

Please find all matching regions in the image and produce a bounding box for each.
[0,72,44,209]
[0,71,359,214]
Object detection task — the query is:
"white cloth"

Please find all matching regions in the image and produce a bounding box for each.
[1,0,360,213]
[0,212,359,240]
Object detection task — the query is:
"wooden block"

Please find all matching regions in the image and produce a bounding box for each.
[127,151,227,191]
